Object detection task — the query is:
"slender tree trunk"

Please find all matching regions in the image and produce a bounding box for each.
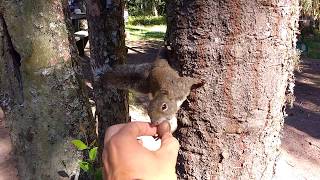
[85,0,129,163]
[153,6,159,17]
[167,0,299,179]
[152,0,159,17]
[0,0,93,179]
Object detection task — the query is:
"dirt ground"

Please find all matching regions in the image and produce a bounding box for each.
[0,41,319,179]
[274,58,320,179]
[0,109,18,180]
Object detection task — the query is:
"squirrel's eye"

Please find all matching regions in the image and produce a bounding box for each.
[161,103,168,111]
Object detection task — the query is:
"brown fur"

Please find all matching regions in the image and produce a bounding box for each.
[101,50,202,129]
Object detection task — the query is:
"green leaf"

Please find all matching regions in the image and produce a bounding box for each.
[79,161,90,172]
[89,147,98,161]
[71,140,88,150]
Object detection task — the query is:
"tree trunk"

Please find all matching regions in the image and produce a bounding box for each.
[85,0,129,163]
[167,0,299,179]
[153,0,159,17]
[0,1,94,179]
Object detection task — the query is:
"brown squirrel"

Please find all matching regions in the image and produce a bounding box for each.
[100,49,201,132]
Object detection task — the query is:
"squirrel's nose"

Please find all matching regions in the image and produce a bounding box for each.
[152,121,161,126]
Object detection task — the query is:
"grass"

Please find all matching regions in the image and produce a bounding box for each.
[304,40,320,59]
[125,16,166,41]
[128,16,166,26]
[302,30,320,59]
[126,24,166,41]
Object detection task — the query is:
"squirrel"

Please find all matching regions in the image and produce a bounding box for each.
[100,48,202,132]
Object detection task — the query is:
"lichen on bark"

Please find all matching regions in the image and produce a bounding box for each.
[0,0,93,179]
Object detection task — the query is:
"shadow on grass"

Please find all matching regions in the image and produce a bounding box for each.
[126,27,165,40]
[128,16,166,26]
[126,27,143,31]
[143,31,165,39]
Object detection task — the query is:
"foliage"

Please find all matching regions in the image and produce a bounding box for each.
[72,139,102,180]
[128,16,166,26]
[300,0,320,19]
[301,30,320,59]
[71,140,88,150]
[126,0,165,16]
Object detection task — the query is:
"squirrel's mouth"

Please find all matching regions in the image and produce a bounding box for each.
[151,117,168,125]
[151,116,178,132]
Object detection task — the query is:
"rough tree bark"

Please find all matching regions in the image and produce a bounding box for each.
[167,0,299,179]
[0,1,93,179]
[85,0,129,162]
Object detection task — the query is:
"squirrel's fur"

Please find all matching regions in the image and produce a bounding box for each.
[100,48,201,132]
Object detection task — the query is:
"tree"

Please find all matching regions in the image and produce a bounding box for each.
[126,0,165,16]
[0,1,94,179]
[300,0,320,31]
[301,0,320,19]
[85,0,129,163]
[166,0,299,179]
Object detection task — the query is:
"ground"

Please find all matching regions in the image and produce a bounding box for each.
[0,110,18,180]
[0,41,319,179]
[274,58,320,179]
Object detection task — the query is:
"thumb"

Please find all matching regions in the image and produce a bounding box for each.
[155,132,180,163]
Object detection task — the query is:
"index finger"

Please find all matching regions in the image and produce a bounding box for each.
[104,123,126,144]
[117,122,157,139]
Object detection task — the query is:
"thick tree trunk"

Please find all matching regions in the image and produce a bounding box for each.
[85,0,129,163]
[167,0,299,179]
[0,1,93,179]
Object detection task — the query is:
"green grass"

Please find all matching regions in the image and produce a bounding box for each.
[125,16,166,41]
[304,39,320,59]
[125,24,166,41]
[128,16,166,26]
[302,30,320,59]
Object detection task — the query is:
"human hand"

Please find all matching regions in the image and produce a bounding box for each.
[103,122,179,180]
[0,107,4,121]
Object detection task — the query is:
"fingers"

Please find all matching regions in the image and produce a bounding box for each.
[156,132,180,162]
[105,122,158,143]
[104,124,126,143]
[0,107,4,120]
[118,122,158,139]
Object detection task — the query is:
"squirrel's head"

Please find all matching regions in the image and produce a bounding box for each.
[148,91,178,132]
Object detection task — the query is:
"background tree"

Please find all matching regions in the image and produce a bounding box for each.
[0,0,94,179]
[166,0,300,179]
[126,0,166,16]
[300,0,320,20]
[85,0,129,163]
[300,0,320,33]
